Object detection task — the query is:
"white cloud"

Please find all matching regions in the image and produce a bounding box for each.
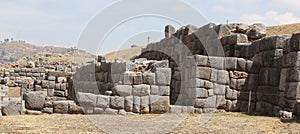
[272,0,300,11]
[239,11,300,26]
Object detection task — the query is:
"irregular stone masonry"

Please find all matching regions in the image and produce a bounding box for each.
[71,59,171,114]
[139,23,300,117]
[0,63,79,115]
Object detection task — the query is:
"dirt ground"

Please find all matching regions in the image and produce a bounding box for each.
[0,112,299,133]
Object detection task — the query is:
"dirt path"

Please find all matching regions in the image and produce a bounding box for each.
[0,112,299,133]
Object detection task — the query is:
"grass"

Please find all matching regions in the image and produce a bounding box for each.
[0,112,299,133]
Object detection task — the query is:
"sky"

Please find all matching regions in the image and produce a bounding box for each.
[0,0,300,54]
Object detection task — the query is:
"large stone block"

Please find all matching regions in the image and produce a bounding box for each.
[210,68,218,82]
[216,95,226,108]
[133,96,140,113]
[110,96,124,109]
[96,95,110,108]
[133,73,143,85]
[194,55,208,66]
[213,83,226,95]
[110,62,127,74]
[155,68,171,85]
[237,58,246,71]
[279,68,288,91]
[196,67,211,80]
[194,99,206,108]
[287,68,300,82]
[150,85,159,95]
[53,101,72,114]
[286,82,300,100]
[140,96,150,114]
[150,60,169,69]
[209,56,225,70]
[76,92,97,107]
[221,33,248,45]
[132,84,151,96]
[259,68,268,86]
[204,80,213,89]
[124,96,133,112]
[165,25,176,38]
[246,23,266,40]
[236,79,246,90]
[217,70,229,85]
[268,68,281,86]
[290,33,300,52]
[2,99,23,115]
[24,91,46,110]
[158,86,170,96]
[195,88,208,98]
[150,96,170,114]
[225,57,237,70]
[244,74,258,91]
[69,103,83,114]
[112,85,132,96]
[143,73,156,85]
[123,72,134,85]
[226,87,238,100]
[204,96,216,108]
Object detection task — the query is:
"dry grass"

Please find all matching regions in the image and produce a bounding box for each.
[0,114,102,133]
[267,23,300,37]
[0,112,299,133]
[104,46,144,61]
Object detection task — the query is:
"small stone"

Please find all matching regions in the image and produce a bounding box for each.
[26,110,42,115]
[42,108,53,114]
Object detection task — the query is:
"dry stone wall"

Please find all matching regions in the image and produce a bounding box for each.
[0,62,81,115]
[71,59,171,114]
[139,23,300,117]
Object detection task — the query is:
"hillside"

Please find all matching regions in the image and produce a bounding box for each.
[0,41,70,65]
[267,23,300,37]
[104,23,300,61]
[104,46,144,61]
[11,49,95,68]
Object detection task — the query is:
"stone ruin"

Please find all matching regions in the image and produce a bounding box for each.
[0,22,300,119]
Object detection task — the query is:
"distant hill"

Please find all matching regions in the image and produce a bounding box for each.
[12,49,95,68]
[104,23,300,61]
[0,41,70,65]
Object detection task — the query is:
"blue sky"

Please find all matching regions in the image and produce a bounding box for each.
[0,0,300,54]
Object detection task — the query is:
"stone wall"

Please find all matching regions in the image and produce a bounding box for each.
[70,59,171,114]
[139,23,300,116]
[0,62,80,115]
